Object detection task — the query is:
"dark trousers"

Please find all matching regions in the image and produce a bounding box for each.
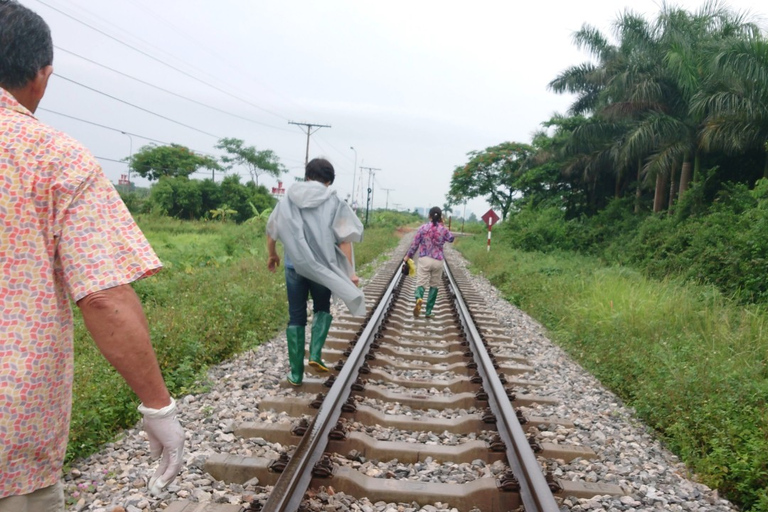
[285,267,332,326]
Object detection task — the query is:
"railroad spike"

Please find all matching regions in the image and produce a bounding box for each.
[351,377,366,392]
[498,470,521,492]
[311,455,334,478]
[269,453,290,473]
[310,393,326,409]
[329,420,347,440]
[341,397,357,413]
[547,472,563,492]
[482,407,497,424]
[488,434,506,452]
[527,436,543,453]
[291,417,309,437]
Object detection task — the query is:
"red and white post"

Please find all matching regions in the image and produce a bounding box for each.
[481,209,500,253]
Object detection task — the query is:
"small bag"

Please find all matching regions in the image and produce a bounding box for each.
[401,260,410,275]
[404,258,416,276]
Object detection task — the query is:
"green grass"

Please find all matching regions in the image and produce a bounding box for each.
[67,217,404,464]
[454,233,768,511]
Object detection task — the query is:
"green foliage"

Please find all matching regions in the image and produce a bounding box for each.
[603,186,768,304]
[146,175,276,223]
[448,142,534,220]
[364,209,422,229]
[455,235,768,511]
[117,186,151,214]
[215,137,286,186]
[130,144,221,181]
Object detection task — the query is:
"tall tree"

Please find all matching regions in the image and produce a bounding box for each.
[216,138,286,186]
[129,144,221,181]
[448,142,533,220]
[694,35,768,178]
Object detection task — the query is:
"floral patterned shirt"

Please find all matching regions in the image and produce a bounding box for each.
[0,88,162,497]
[406,222,455,261]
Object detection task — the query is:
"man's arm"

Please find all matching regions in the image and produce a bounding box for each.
[339,241,359,286]
[77,283,170,408]
[267,234,280,272]
[77,283,184,495]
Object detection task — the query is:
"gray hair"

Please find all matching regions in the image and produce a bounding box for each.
[0,0,53,89]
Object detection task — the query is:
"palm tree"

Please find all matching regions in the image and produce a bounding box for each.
[550,11,664,212]
[693,36,768,178]
[650,2,758,198]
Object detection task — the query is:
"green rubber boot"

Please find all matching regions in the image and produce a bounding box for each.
[425,287,439,317]
[309,311,333,372]
[286,325,305,386]
[413,286,425,317]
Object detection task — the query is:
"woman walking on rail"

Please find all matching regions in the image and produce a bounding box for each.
[404,207,455,318]
[266,158,365,386]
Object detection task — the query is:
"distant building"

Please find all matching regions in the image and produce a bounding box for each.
[271,181,285,198]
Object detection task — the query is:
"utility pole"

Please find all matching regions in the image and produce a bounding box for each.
[121,131,133,186]
[288,121,331,167]
[359,166,380,226]
[350,146,357,208]
[381,188,394,210]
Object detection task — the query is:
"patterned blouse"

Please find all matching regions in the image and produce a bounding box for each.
[406,222,455,261]
[0,88,162,497]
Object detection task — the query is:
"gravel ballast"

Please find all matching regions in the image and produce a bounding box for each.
[63,236,737,512]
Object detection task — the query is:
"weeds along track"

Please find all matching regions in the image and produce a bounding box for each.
[166,252,625,512]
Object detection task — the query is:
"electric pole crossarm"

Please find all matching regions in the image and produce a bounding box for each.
[288,121,332,167]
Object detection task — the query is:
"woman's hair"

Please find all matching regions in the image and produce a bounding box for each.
[305,158,335,185]
[428,206,442,226]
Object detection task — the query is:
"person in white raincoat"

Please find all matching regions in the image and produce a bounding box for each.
[266,158,365,385]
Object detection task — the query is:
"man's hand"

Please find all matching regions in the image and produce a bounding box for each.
[139,399,185,496]
[267,254,280,272]
[351,273,360,287]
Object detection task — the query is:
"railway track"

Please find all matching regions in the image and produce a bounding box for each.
[166,251,625,512]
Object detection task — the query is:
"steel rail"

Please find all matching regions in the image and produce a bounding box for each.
[444,259,560,512]
[262,261,404,512]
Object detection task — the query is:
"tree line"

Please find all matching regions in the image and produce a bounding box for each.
[447,3,768,304]
[118,137,285,222]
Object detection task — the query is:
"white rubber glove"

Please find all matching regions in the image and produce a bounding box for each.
[138,398,185,496]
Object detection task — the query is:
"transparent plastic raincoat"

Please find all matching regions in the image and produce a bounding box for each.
[266,180,366,316]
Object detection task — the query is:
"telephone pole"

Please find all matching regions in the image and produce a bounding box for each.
[381,188,394,210]
[359,166,380,226]
[288,121,331,167]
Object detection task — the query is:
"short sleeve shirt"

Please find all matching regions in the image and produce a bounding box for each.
[0,88,162,497]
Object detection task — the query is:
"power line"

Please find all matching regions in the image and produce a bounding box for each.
[288,121,332,167]
[32,0,289,121]
[123,0,313,121]
[53,73,221,139]
[95,155,125,164]
[55,46,293,133]
[38,108,216,157]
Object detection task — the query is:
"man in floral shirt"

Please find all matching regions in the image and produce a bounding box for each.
[0,2,184,510]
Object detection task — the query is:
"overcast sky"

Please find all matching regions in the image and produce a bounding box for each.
[27,0,766,219]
